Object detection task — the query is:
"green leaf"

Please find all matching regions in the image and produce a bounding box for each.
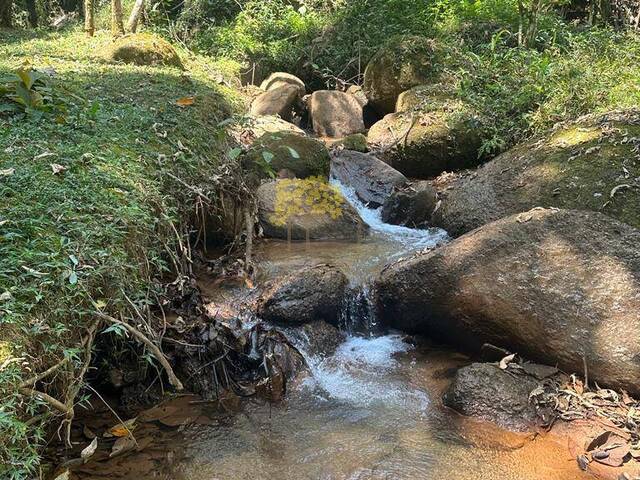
[286,147,300,159]
[262,151,274,164]
[228,147,242,160]
[68,271,78,285]
[68,254,79,266]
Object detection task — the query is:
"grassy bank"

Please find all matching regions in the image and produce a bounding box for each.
[0,28,243,478]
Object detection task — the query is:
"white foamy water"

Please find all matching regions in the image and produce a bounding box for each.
[331,178,449,251]
[299,334,429,412]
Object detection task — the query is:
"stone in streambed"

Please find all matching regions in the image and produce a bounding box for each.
[376,207,640,395]
[257,264,349,326]
[250,84,301,122]
[257,178,368,241]
[310,90,365,138]
[260,72,306,96]
[330,150,407,207]
[381,181,437,227]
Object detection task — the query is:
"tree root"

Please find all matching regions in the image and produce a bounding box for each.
[95,311,184,391]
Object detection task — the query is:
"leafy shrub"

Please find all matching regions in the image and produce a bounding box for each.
[0,68,67,119]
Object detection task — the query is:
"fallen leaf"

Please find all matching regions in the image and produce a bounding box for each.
[34,151,57,160]
[104,418,136,438]
[80,437,98,463]
[0,168,15,177]
[175,96,195,107]
[0,291,11,302]
[110,435,136,458]
[82,424,96,439]
[51,163,66,174]
[53,469,70,480]
[499,353,516,370]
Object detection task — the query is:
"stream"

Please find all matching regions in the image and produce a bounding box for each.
[63,181,588,480]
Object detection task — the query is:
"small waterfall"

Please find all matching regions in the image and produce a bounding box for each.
[339,284,379,336]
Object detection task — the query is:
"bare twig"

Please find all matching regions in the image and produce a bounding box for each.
[95,311,184,391]
[19,355,69,388]
[19,387,71,415]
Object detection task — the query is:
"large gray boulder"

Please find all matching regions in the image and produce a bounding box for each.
[260,72,306,95]
[310,90,365,138]
[330,150,407,207]
[433,110,640,237]
[443,363,539,432]
[381,181,437,227]
[257,179,369,241]
[249,84,300,121]
[257,264,349,326]
[376,208,640,395]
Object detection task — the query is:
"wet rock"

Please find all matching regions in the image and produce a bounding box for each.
[381,181,437,227]
[257,264,349,326]
[310,90,365,138]
[433,110,640,236]
[260,72,306,96]
[243,132,330,180]
[364,35,442,115]
[443,363,539,432]
[367,99,484,179]
[331,150,407,207]
[376,208,640,395]
[249,84,301,122]
[257,178,369,241]
[105,33,183,68]
[290,320,346,358]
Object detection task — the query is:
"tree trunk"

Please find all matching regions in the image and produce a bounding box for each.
[0,0,12,28]
[111,0,125,37]
[84,0,94,36]
[126,0,145,33]
[26,0,37,26]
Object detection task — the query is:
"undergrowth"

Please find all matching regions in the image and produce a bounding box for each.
[0,27,243,478]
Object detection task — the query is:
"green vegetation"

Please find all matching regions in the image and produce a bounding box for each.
[0,28,242,478]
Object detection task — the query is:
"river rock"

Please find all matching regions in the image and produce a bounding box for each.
[260,72,306,95]
[257,179,368,241]
[257,264,349,326]
[346,85,368,107]
[249,84,301,122]
[328,133,368,153]
[310,90,365,138]
[381,181,437,227]
[376,208,640,395]
[363,35,442,115]
[243,132,330,179]
[433,110,640,236]
[367,98,483,178]
[227,115,305,148]
[443,363,539,432]
[331,150,407,207]
[395,84,455,112]
[289,320,346,358]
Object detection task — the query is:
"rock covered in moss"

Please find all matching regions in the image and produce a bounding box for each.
[257,178,368,241]
[328,133,368,152]
[364,35,442,115]
[367,98,484,178]
[260,72,306,95]
[257,265,349,326]
[105,33,183,68]
[395,84,456,112]
[243,132,330,179]
[310,90,365,138]
[433,109,640,236]
[226,115,305,148]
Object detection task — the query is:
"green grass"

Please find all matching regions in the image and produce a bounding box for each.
[0,27,243,478]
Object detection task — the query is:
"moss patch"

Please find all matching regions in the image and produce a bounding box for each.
[105,33,183,68]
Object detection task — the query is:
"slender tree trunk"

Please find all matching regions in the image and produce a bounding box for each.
[111,0,125,37]
[84,0,94,36]
[0,0,13,28]
[26,0,37,26]
[126,0,145,33]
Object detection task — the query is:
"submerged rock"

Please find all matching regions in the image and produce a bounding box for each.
[249,84,301,122]
[443,363,539,432]
[367,99,484,179]
[433,109,640,236]
[105,33,183,68]
[376,208,640,395]
[257,178,369,241]
[331,150,407,207]
[257,264,349,326]
[364,35,442,115]
[310,90,365,138]
[243,132,330,179]
[381,181,437,227]
[260,72,306,95]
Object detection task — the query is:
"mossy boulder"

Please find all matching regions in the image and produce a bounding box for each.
[226,115,305,148]
[367,98,484,179]
[433,109,640,236]
[105,33,183,68]
[257,179,369,241]
[395,84,456,112]
[243,132,330,179]
[363,35,442,115]
[328,133,368,152]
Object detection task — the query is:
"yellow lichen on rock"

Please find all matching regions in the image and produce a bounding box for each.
[270,177,345,227]
[105,33,183,68]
